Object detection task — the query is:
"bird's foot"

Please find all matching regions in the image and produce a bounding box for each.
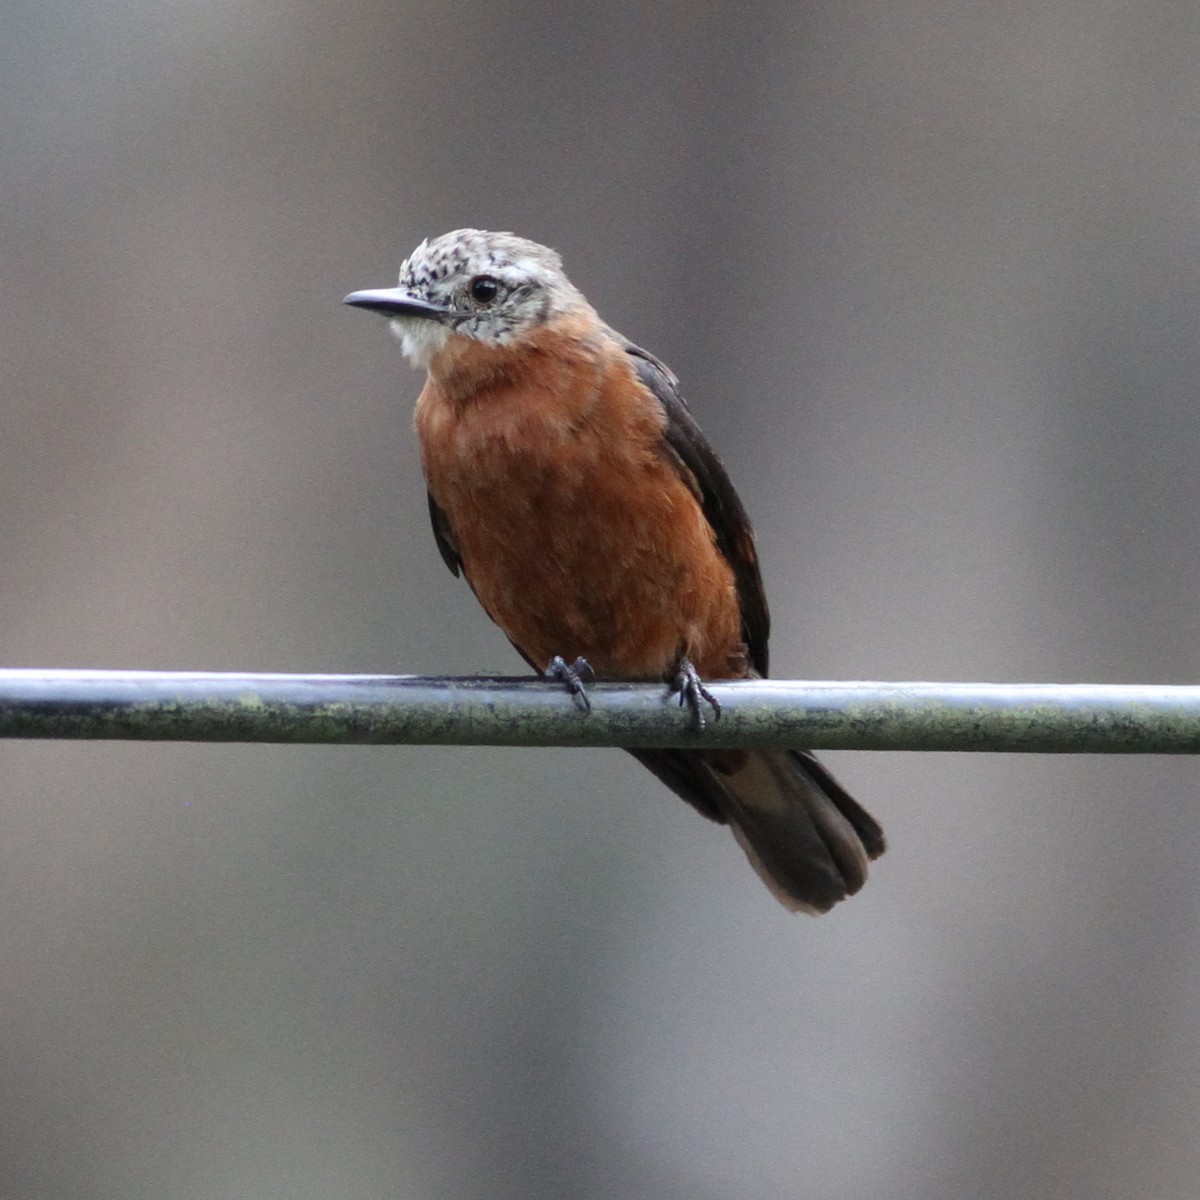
[672,656,721,731]
[546,655,595,712]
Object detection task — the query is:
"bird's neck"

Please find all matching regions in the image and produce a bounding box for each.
[424,309,606,408]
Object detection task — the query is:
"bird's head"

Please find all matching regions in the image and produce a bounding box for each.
[344,229,589,369]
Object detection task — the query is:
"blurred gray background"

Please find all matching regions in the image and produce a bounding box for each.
[3,3,1199,1198]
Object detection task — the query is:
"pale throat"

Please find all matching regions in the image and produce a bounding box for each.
[389,316,453,370]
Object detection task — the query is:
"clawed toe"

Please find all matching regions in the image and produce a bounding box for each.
[673,656,720,731]
[547,655,595,712]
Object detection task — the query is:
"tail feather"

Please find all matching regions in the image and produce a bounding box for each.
[630,748,885,913]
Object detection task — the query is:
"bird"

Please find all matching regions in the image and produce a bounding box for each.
[344,229,885,912]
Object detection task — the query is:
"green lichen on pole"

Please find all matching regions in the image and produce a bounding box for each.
[0,670,1199,752]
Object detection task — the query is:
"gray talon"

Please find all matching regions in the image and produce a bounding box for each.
[547,655,594,712]
[673,657,720,730]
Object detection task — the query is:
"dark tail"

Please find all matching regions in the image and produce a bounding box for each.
[629,748,885,913]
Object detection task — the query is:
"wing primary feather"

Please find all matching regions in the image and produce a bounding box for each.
[623,341,770,676]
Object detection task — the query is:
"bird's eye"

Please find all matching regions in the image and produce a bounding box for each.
[468,275,500,304]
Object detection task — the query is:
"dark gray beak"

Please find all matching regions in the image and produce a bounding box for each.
[343,287,451,322]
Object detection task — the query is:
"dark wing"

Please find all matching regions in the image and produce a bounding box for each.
[624,341,770,676]
[427,490,461,577]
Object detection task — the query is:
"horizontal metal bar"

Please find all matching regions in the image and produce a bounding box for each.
[0,669,1198,752]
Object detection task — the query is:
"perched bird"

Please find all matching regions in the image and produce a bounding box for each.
[345,230,884,911]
